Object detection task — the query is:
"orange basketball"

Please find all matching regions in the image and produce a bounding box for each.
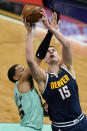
[22,5,42,24]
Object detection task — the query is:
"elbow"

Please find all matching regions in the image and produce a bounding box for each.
[66,40,71,48]
[67,41,71,48]
[26,55,33,65]
[26,58,34,70]
[64,40,71,49]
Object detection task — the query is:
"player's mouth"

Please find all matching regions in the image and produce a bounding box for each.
[50,54,55,58]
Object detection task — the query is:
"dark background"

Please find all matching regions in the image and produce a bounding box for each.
[0,0,24,15]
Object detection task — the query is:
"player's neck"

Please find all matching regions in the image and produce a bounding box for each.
[48,64,59,75]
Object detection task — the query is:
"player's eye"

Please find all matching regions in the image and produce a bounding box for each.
[48,50,50,53]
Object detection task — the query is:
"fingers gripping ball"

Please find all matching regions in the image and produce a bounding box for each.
[22,5,42,24]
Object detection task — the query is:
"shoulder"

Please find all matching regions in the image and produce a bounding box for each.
[60,64,76,79]
[17,80,32,93]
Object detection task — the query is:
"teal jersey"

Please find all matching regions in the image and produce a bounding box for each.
[14,82,44,130]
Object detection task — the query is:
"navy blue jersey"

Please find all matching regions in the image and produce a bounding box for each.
[42,66,82,122]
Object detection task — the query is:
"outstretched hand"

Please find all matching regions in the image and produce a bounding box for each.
[51,12,59,29]
[22,16,32,33]
[40,9,50,28]
[40,9,60,29]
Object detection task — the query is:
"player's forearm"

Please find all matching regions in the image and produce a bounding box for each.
[26,31,34,64]
[36,30,52,60]
[62,46,72,67]
[35,30,52,65]
[47,25,70,48]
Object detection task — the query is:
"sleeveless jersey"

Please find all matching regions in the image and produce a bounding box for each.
[42,66,82,122]
[14,82,44,130]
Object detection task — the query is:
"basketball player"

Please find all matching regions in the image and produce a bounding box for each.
[24,10,87,131]
[7,12,59,131]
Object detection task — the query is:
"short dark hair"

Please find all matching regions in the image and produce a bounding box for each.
[7,64,18,83]
[49,46,56,49]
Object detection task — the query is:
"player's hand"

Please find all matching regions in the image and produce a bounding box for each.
[22,15,32,33]
[40,9,60,30]
[51,12,59,29]
[40,9,50,28]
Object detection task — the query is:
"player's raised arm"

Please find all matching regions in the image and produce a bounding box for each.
[22,18,46,93]
[26,25,46,80]
[41,9,75,77]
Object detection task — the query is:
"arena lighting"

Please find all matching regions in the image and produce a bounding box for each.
[7,0,87,23]
[7,0,43,6]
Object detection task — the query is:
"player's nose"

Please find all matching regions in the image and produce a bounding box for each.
[50,50,54,54]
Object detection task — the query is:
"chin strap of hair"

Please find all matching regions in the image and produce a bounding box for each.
[36,30,53,59]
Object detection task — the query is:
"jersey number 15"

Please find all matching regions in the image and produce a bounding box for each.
[58,85,71,100]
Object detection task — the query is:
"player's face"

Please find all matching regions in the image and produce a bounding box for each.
[45,47,60,64]
[15,65,25,79]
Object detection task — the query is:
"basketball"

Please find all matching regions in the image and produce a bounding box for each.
[22,5,42,24]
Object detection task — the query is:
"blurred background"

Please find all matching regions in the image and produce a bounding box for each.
[0,0,24,15]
